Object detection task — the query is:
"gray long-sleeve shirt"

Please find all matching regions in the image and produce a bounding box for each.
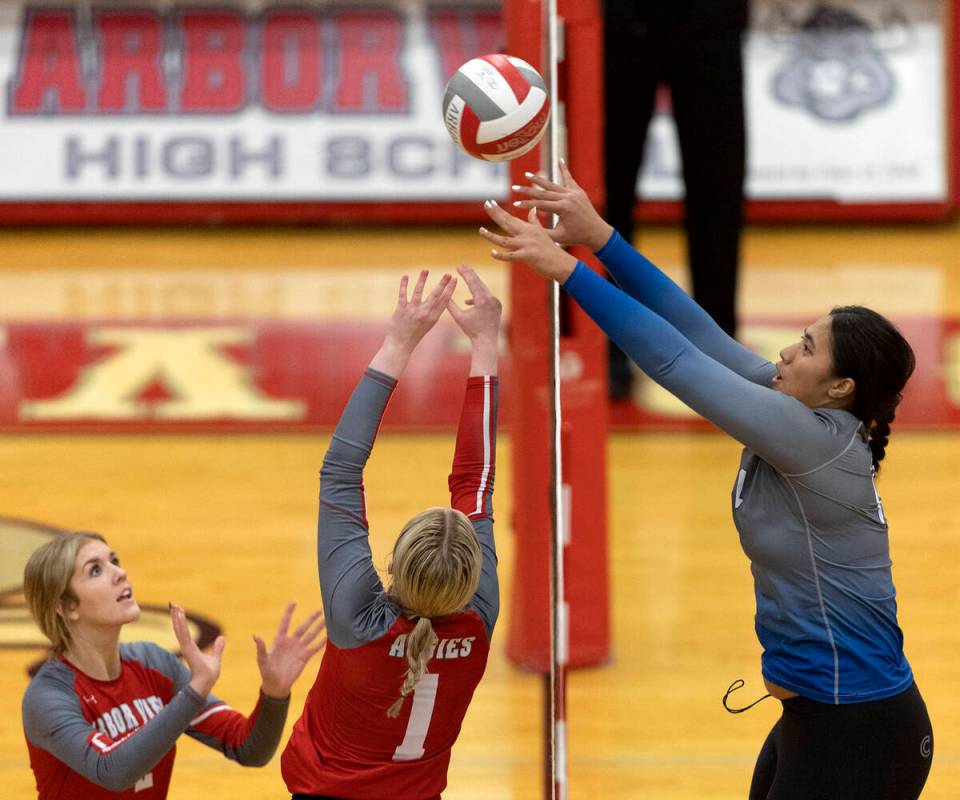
[316,369,499,649]
[23,641,288,798]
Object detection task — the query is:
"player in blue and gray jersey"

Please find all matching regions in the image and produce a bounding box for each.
[481,162,932,800]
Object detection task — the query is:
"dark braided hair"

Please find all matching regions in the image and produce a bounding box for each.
[828,306,915,474]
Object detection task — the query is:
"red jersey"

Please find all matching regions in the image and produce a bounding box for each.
[282,612,490,799]
[283,371,499,799]
[23,641,288,799]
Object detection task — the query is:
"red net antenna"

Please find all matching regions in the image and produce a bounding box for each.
[504,1,608,798]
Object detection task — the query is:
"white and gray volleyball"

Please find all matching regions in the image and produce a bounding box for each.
[442,54,549,162]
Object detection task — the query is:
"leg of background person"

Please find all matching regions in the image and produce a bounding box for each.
[603,21,660,398]
[669,29,745,338]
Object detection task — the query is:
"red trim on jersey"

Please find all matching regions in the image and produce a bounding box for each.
[450,376,497,519]
[191,700,260,749]
[319,498,368,527]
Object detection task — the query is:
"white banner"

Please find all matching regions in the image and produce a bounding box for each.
[641,0,947,202]
[0,0,949,203]
[0,0,506,200]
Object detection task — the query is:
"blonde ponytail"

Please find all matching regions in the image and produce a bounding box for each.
[386,616,437,718]
[386,506,481,718]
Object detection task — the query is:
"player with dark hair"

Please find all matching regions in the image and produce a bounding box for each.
[281,266,501,800]
[480,163,932,800]
[22,532,323,799]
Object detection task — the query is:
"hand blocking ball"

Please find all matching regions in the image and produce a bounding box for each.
[442,54,549,162]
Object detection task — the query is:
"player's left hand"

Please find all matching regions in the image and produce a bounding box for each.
[480,202,578,283]
[254,603,325,699]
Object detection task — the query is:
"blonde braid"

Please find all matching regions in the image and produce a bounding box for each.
[387,616,437,718]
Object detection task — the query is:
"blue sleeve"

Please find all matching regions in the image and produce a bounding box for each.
[563,262,847,474]
[596,229,776,386]
[317,368,399,649]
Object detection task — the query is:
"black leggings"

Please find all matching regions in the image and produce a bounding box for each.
[750,683,933,800]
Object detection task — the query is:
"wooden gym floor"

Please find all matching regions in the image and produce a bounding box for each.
[0,220,958,799]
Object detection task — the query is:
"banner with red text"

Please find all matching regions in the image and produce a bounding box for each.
[0,0,952,213]
[0,0,505,202]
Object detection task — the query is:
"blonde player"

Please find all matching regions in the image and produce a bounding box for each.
[281,267,501,800]
[22,533,323,798]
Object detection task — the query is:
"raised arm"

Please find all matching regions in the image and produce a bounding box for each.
[446,265,501,636]
[180,603,324,765]
[480,204,842,474]
[513,160,772,384]
[318,272,457,649]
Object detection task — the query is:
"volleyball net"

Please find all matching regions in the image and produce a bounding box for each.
[503,2,610,798]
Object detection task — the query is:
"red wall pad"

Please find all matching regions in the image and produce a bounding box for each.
[505,0,609,671]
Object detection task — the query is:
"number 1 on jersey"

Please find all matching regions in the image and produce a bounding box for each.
[392,673,439,761]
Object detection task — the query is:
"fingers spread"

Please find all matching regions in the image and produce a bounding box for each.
[294,610,323,638]
[478,227,509,249]
[512,184,561,203]
[430,274,457,312]
[483,199,519,230]
[457,263,487,295]
[303,621,326,645]
[524,170,563,193]
[277,602,296,636]
[514,197,561,214]
[397,274,409,307]
[411,269,429,303]
[559,158,580,189]
[170,603,191,649]
[446,298,465,322]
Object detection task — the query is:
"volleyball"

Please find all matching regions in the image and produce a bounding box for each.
[442,54,549,162]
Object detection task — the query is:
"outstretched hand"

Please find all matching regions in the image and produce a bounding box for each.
[480,202,578,284]
[447,265,501,343]
[254,603,325,699]
[171,602,225,698]
[510,160,613,252]
[447,265,501,377]
[369,270,457,377]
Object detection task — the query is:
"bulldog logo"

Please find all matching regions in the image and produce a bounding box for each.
[0,516,223,676]
[769,3,909,122]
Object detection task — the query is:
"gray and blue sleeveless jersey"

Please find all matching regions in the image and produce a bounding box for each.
[563,230,913,704]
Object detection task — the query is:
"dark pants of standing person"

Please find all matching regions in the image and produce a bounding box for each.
[749,682,933,800]
[604,24,746,395]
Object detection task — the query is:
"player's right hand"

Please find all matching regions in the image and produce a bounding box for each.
[170,602,225,697]
[386,270,457,354]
